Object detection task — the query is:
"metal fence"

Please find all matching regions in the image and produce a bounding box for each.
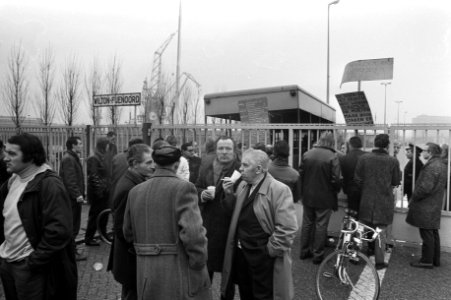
[0,123,449,212]
[150,123,451,213]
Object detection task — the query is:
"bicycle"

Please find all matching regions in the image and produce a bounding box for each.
[96,208,114,245]
[316,209,382,300]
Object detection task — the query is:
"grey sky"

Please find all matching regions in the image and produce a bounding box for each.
[1,0,450,124]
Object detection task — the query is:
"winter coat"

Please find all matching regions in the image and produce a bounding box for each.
[221,173,298,300]
[300,146,341,210]
[87,152,110,202]
[406,157,447,229]
[59,150,85,201]
[195,157,241,272]
[0,169,77,300]
[354,149,401,225]
[339,149,367,196]
[268,157,301,203]
[403,157,424,200]
[123,167,211,300]
[107,169,146,286]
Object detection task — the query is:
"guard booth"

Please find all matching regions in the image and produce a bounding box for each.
[204,85,336,166]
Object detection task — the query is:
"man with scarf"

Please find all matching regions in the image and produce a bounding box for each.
[195,136,241,298]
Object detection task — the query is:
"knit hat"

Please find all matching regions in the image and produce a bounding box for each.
[152,146,181,166]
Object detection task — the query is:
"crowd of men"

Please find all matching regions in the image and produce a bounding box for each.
[0,131,448,299]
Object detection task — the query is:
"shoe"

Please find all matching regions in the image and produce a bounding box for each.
[85,239,100,246]
[75,252,88,261]
[433,262,440,267]
[375,263,389,270]
[300,252,313,260]
[410,261,433,269]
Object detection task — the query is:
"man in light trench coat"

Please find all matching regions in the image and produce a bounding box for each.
[221,149,298,300]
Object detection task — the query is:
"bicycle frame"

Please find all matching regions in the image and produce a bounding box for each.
[333,213,382,285]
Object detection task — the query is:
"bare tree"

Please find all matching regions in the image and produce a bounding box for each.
[105,55,123,125]
[37,46,56,126]
[3,44,29,131]
[180,84,193,125]
[85,59,102,125]
[59,56,81,126]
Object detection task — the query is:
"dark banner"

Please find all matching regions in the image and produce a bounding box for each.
[336,92,374,125]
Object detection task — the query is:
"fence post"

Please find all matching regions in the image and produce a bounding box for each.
[86,125,91,157]
[142,123,152,145]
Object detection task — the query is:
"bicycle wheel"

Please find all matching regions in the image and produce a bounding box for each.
[316,251,380,300]
[96,208,114,245]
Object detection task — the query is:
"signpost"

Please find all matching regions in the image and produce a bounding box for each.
[93,92,141,125]
[93,93,141,107]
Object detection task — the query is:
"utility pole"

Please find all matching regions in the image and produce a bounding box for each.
[326,0,340,105]
[175,0,182,124]
[381,82,391,125]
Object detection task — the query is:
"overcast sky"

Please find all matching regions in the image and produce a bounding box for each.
[1,0,450,124]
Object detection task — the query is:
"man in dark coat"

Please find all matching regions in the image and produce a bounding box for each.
[123,146,211,300]
[0,140,11,187]
[339,136,367,214]
[0,133,77,300]
[403,143,424,201]
[355,134,401,270]
[182,141,202,184]
[195,136,241,291]
[300,132,341,264]
[268,140,301,202]
[60,136,86,261]
[108,144,154,300]
[407,143,447,268]
[85,137,111,246]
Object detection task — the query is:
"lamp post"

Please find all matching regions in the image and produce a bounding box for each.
[395,100,403,126]
[327,0,340,105]
[380,82,391,125]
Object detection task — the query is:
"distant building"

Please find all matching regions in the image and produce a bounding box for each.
[411,115,451,124]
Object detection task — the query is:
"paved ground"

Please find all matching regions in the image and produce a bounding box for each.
[0,203,450,299]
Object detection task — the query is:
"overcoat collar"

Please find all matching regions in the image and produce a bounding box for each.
[151,167,177,178]
[123,169,147,185]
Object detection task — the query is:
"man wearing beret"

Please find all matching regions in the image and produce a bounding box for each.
[123,146,211,300]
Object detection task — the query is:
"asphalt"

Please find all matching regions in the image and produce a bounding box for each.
[0,203,449,300]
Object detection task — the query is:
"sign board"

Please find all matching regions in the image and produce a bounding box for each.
[341,58,394,86]
[335,92,374,125]
[238,97,269,123]
[93,93,141,107]
[238,97,269,145]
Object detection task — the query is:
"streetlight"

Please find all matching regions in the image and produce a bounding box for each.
[394,100,403,125]
[381,82,391,125]
[326,0,340,105]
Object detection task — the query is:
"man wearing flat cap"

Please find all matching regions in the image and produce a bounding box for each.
[404,143,424,201]
[123,146,211,300]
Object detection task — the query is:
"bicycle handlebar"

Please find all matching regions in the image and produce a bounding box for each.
[341,217,381,242]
